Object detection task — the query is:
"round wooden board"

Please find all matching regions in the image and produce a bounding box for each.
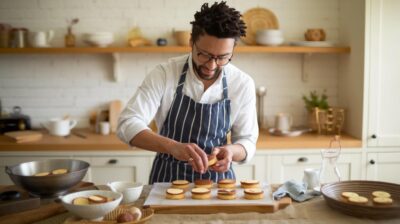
[321,180,400,219]
[241,7,279,45]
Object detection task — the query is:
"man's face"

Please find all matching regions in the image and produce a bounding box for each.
[192,35,235,81]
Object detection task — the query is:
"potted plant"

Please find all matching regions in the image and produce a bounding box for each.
[302,90,329,132]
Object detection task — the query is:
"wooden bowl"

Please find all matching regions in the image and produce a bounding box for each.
[321,180,400,219]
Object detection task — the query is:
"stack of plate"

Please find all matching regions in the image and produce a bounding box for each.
[83,32,114,47]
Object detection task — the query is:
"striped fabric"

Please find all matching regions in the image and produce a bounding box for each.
[149,59,235,184]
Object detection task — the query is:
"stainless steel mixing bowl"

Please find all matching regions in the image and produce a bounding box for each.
[5,159,90,197]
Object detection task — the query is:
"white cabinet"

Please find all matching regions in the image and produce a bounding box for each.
[366,151,400,184]
[267,151,362,184]
[233,155,266,183]
[366,0,400,147]
[77,155,155,185]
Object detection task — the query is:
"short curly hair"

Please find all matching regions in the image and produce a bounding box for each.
[190,1,246,42]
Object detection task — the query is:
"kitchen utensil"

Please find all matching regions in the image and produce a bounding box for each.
[321,180,400,219]
[5,159,89,197]
[64,206,154,224]
[0,106,31,134]
[42,118,77,137]
[274,113,292,132]
[256,29,284,46]
[4,130,43,143]
[109,100,123,133]
[305,29,326,41]
[107,181,143,204]
[269,127,312,137]
[173,30,190,46]
[29,30,54,47]
[303,168,320,190]
[256,86,267,128]
[61,190,122,221]
[317,136,341,191]
[241,8,279,45]
[99,121,110,135]
[10,28,28,48]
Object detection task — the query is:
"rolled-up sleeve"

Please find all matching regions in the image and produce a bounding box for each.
[117,65,166,145]
[230,77,259,164]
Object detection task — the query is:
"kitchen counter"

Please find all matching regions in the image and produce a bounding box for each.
[34,185,399,224]
[0,129,362,151]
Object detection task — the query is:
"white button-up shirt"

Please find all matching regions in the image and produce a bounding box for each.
[117,54,258,163]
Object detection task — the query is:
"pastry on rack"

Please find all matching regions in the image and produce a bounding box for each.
[191,187,211,200]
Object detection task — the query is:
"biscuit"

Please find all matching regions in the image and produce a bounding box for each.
[166,188,185,200]
[244,188,264,200]
[372,191,391,198]
[72,197,90,205]
[171,180,190,190]
[51,168,68,175]
[373,197,393,205]
[194,179,213,188]
[341,192,359,198]
[34,172,50,177]
[217,189,236,200]
[88,195,107,203]
[218,179,236,189]
[348,196,369,204]
[191,187,211,200]
[208,155,217,167]
[240,180,260,189]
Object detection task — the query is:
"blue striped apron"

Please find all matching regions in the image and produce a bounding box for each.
[149,59,235,184]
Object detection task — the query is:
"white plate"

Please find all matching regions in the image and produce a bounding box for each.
[269,127,312,137]
[290,41,335,47]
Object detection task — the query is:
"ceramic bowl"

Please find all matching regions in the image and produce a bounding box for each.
[83,32,114,47]
[107,181,143,204]
[61,190,122,221]
[256,29,284,46]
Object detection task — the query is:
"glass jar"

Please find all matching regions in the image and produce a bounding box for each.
[317,135,341,190]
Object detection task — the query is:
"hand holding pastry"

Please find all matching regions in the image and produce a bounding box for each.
[168,142,208,174]
[210,146,233,173]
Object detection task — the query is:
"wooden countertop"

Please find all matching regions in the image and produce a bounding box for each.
[0,129,362,151]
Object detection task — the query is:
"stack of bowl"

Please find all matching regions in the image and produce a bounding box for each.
[256,29,284,46]
[83,32,114,47]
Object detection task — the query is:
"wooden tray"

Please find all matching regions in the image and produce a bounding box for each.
[321,180,400,219]
[64,207,154,224]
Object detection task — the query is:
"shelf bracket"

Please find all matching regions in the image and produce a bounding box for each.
[301,53,312,82]
[112,53,122,82]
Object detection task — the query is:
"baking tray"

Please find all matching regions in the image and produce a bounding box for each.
[321,180,400,219]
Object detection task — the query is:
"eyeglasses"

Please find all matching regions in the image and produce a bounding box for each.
[194,43,233,66]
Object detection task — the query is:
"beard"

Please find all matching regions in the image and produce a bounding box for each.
[192,60,222,81]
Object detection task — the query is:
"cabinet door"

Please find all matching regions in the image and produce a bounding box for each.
[367,0,400,146]
[233,155,266,183]
[366,152,400,184]
[0,155,69,185]
[268,152,361,184]
[87,156,154,185]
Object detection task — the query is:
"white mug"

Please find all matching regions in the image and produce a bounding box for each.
[274,113,293,131]
[100,121,110,135]
[29,30,54,47]
[42,118,77,136]
[107,181,143,204]
[303,168,320,190]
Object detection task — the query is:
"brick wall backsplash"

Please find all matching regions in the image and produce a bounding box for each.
[0,0,340,129]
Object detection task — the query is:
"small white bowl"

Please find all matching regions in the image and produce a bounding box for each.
[256,36,284,46]
[83,33,114,47]
[257,29,283,37]
[107,181,143,204]
[61,190,122,221]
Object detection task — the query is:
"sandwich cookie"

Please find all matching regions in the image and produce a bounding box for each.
[165,188,185,200]
[191,187,211,200]
[217,189,236,200]
[171,180,190,190]
[240,180,260,189]
[194,179,213,189]
[208,155,217,167]
[218,179,236,189]
[244,188,264,200]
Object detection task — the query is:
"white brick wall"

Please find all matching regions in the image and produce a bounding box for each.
[0,0,341,129]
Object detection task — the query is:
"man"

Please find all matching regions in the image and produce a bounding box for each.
[117,1,258,184]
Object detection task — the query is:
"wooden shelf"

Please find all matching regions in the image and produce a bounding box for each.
[0,45,350,54]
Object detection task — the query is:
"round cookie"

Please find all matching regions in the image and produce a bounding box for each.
[244,188,264,200]
[240,180,260,189]
[373,197,393,205]
[171,180,190,190]
[217,189,236,200]
[194,179,213,189]
[208,155,217,167]
[372,191,391,198]
[166,188,185,200]
[191,187,211,200]
[218,179,236,189]
[341,192,359,198]
[348,196,369,204]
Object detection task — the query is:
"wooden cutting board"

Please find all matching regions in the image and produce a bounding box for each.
[109,100,123,133]
[4,130,43,143]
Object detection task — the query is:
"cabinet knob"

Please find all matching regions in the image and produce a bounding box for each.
[371,134,377,139]
[298,157,308,163]
[108,159,118,164]
[369,159,375,165]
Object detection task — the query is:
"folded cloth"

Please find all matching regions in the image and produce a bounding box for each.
[272,180,321,202]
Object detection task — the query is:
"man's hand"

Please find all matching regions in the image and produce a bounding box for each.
[210,146,234,173]
[168,142,208,174]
